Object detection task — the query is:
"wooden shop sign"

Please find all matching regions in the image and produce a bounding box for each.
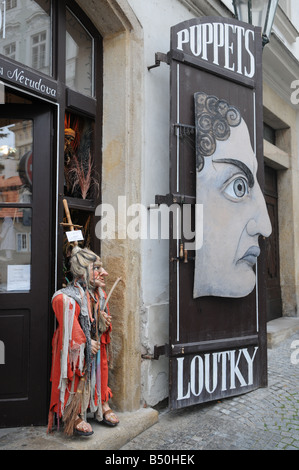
[163,17,269,410]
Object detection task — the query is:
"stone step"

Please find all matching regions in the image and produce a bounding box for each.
[267,316,299,348]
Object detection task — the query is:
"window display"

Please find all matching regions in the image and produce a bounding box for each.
[64,112,98,200]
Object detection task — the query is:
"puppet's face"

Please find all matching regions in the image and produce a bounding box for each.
[89,264,108,288]
[194,119,272,298]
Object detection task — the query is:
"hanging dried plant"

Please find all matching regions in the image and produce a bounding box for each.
[68,153,99,200]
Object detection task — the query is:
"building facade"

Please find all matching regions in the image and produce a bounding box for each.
[0,0,298,428]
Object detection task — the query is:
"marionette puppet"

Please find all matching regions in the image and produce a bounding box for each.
[48,201,121,437]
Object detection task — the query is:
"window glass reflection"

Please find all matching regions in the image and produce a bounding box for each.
[2,0,52,76]
[0,208,32,292]
[66,8,93,97]
[0,119,33,203]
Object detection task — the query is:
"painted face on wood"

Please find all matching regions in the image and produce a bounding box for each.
[193,94,272,298]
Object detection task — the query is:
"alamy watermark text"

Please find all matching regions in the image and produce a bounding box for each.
[95,197,203,250]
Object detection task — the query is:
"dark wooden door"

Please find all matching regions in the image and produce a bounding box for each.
[166,18,268,410]
[0,104,52,427]
[264,165,282,321]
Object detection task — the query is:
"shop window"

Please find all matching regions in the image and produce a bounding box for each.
[3,0,52,76]
[66,7,94,97]
[0,1,102,290]
[62,111,99,285]
[64,111,98,200]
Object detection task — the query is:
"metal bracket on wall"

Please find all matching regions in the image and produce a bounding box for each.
[141,344,169,360]
[147,52,170,70]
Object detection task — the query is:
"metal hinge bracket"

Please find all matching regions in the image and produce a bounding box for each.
[141,343,169,360]
[147,52,170,70]
[154,193,195,206]
[173,123,195,137]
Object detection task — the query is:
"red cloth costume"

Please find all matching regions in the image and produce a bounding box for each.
[48,286,112,430]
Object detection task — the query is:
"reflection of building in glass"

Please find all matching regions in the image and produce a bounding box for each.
[65,8,93,96]
[2,0,51,76]
[0,143,24,208]
[1,1,93,96]
[0,216,15,258]
[12,121,32,160]
[0,119,32,291]
[32,31,47,70]
[0,120,33,204]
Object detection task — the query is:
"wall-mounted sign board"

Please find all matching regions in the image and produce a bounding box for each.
[166,17,270,409]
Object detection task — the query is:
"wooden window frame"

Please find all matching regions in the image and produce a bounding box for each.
[55,0,103,287]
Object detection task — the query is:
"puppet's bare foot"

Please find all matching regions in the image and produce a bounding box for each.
[102,402,119,426]
[74,417,94,436]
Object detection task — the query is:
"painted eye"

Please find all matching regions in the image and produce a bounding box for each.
[224,177,249,200]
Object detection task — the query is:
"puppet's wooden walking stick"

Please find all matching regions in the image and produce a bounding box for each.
[103,277,122,310]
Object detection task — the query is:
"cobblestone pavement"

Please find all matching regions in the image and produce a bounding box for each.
[121,332,299,451]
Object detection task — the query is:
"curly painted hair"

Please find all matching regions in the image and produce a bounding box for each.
[194,92,242,171]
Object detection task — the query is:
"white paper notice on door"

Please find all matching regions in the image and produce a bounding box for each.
[7,264,31,291]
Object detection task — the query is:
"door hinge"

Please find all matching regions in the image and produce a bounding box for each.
[173,123,195,137]
[154,193,195,206]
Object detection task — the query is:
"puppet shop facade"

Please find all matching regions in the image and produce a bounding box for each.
[1,0,299,429]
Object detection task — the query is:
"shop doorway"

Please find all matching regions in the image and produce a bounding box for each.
[0,100,53,427]
[0,0,103,428]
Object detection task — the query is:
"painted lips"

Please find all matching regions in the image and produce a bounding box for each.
[239,246,260,266]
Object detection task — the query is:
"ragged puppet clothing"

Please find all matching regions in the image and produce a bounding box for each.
[47,282,112,434]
